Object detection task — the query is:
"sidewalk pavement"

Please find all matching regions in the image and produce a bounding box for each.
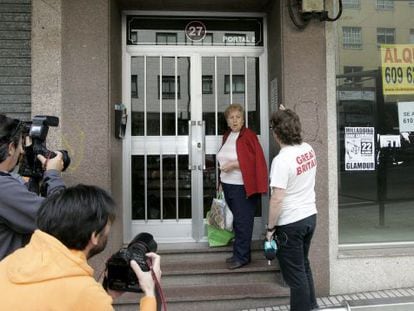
[241,287,414,311]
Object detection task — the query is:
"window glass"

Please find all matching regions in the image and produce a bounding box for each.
[156,32,177,45]
[376,0,394,10]
[158,76,180,100]
[224,75,245,94]
[336,0,414,244]
[131,75,138,98]
[131,56,145,136]
[343,0,360,9]
[377,28,395,46]
[202,75,213,94]
[343,27,362,49]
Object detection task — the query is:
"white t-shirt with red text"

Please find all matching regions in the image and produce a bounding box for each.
[269,142,317,226]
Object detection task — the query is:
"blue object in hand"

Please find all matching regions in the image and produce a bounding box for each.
[264,239,277,263]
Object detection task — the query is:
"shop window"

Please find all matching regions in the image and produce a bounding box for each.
[202,75,213,94]
[224,75,245,94]
[131,75,138,98]
[343,66,363,84]
[343,0,360,9]
[376,0,393,10]
[156,32,177,45]
[377,28,395,47]
[158,76,180,99]
[343,27,362,49]
[336,0,414,244]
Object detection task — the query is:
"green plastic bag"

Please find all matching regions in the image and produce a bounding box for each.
[207,223,234,247]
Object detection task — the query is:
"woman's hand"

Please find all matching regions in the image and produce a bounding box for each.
[266,230,275,242]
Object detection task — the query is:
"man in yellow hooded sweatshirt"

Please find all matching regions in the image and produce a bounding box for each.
[0,184,160,311]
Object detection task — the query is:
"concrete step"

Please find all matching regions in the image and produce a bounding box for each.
[115,282,290,311]
[113,240,287,311]
[162,258,280,286]
[157,240,269,263]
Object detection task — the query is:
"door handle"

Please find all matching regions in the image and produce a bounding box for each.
[199,120,206,170]
[188,120,195,170]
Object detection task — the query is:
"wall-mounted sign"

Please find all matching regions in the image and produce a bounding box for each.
[126,16,263,46]
[398,101,414,132]
[381,44,414,95]
[222,33,255,45]
[344,127,375,171]
[338,90,375,101]
[185,21,206,42]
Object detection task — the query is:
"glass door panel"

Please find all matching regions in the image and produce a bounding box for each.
[246,57,260,134]
[131,56,145,135]
[146,56,161,136]
[201,56,263,218]
[129,53,266,242]
[130,56,192,231]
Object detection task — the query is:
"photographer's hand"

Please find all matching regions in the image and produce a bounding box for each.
[37,151,64,172]
[130,252,161,297]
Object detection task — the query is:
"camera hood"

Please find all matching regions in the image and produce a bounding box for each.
[128,232,157,253]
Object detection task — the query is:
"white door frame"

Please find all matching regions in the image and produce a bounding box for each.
[122,11,269,243]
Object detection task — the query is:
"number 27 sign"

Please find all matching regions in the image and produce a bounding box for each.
[185,21,207,42]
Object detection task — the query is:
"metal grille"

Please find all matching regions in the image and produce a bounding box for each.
[0,0,31,120]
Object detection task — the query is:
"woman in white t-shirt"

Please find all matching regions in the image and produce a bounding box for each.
[266,107,318,311]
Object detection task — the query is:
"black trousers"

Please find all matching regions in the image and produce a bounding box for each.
[276,214,318,311]
[221,183,258,264]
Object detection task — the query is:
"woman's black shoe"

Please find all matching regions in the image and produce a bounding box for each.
[227,260,248,270]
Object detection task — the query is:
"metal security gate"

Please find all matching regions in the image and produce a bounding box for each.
[0,0,31,120]
[122,13,269,243]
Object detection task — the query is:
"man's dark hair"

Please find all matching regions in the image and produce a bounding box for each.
[37,184,116,250]
[270,108,303,145]
[0,114,23,162]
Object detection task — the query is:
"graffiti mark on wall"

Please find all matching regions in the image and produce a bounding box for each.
[62,126,85,173]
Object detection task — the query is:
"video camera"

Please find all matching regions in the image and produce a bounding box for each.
[18,115,70,194]
[105,232,157,292]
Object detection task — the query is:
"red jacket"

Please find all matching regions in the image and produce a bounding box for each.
[221,127,268,197]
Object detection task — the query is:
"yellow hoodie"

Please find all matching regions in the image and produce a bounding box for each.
[0,230,156,311]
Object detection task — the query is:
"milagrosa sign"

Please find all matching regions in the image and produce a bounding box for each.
[381,44,414,95]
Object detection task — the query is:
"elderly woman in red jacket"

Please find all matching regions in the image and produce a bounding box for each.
[217,103,268,269]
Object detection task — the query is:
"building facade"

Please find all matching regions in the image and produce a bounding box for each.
[1,0,414,299]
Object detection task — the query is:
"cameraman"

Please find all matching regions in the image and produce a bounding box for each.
[0,184,161,311]
[0,114,65,260]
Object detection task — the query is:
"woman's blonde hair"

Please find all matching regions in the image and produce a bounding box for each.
[224,103,244,119]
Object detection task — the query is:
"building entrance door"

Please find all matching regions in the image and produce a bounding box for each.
[122,15,269,243]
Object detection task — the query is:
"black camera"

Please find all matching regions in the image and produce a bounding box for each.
[18,115,70,194]
[105,232,157,292]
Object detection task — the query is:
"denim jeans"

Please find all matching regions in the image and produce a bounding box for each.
[221,183,258,264]
[276,214,317,311]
